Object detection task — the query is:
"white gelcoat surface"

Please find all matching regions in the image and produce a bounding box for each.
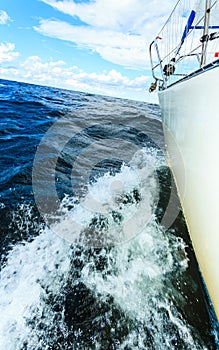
[159,65,219,320]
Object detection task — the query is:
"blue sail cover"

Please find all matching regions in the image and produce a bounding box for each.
[175,10,196,55]
[191,25,219,29]
[180,10,196,45]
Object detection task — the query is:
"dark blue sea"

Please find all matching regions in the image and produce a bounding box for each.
[0,78,218,349]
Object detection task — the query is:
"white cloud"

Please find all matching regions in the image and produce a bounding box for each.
[0,10,10,25]
[36,0,177,69]
[40,0,174,34]
[0,42,19,63]
[35,19,146,69]
[0,55,152,101]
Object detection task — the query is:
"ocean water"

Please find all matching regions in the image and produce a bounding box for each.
[0,78,218,349]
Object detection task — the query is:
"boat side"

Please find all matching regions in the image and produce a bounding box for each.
[159,65,219,320]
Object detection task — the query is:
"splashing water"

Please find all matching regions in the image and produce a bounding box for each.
[0,149,211,349]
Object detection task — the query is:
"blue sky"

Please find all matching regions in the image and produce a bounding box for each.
[0,0,176,102]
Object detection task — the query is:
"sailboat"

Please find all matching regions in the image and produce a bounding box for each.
[149,0,219,320]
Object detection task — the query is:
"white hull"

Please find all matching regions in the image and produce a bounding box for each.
[159,65,219,319]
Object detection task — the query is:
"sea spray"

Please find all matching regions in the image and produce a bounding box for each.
[0,228,71,349]
[0,148,210,349]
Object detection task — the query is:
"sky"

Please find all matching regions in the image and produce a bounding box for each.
[0,0,177,102]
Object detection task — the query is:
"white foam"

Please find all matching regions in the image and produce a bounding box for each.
[0,229,71,349]
[0,148,206,349]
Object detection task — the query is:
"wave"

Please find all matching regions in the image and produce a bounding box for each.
[0,148,210,349]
